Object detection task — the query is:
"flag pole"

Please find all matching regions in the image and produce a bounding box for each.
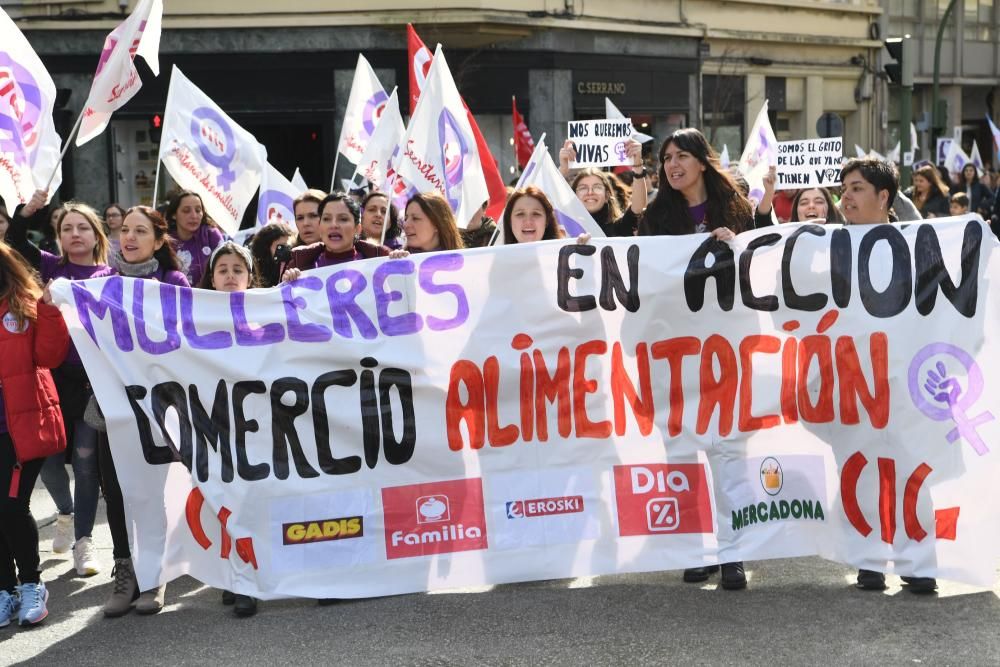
[43,109,86,191]
[151,159,161,207]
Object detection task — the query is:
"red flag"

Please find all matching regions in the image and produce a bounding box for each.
[512,96,534,169]
[407,24,507,221]
[407,24,432,116]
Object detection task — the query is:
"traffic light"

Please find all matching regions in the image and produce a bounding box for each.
[149,114,162,143]
[884,36,914,87]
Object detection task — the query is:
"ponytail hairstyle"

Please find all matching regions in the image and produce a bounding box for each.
[124,205,183,271]
[640,128,752,236]
[0,243,42,329]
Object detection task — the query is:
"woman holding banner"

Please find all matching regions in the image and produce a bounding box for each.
[402,193,465,253]
[0,242,70,627]
[638,127,751,590]
[9,193,114,580]
[166,191,225,286]
[281,193,389,282]
[100,206,189,618]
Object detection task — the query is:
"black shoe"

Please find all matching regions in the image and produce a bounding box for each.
[720,562,747,590]
[317,598,342,606]
[682,565,720,583]
[221,590,235,605]
[856,569,887,590]
[233,594,258,617]
[901,576,937,594]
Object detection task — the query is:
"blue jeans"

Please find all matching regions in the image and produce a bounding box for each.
[38,419,100,541]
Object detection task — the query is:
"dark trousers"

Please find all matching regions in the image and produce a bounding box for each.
[97,432,131,560]
[0,433,44,592]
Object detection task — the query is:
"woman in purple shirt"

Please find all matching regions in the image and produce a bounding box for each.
[281,193,389,281]
[100,206,188,619]
[10,192,115,580]
[166,190,224,286]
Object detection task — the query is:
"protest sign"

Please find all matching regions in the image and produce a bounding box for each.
[567,119,634,168]
[774,137,843,190]
[51,217,1000,599]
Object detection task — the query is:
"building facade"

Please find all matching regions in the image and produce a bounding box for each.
[7,0,882,213]
[881,0,1000,166]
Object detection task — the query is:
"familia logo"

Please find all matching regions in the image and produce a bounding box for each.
[381,478,488,559]
[612,464,713,536]
[0,52,43,167]
[282,516,363,545]
[190,107,237,191]
[506,495,584,519]
[732,456,825,532]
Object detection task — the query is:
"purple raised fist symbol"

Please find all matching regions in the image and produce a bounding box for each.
[908,343,994,456]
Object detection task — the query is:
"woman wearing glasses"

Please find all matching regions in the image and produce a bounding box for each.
[559,139,647,237]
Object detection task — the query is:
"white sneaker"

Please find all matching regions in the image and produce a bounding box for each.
[52,514,73,554]
[72,537,100,577]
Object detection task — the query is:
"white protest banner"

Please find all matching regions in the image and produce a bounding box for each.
[604,98,653,145]
[502,135,604,241]
[0,8,63,210]
[256,163,299,227]
[52,217,1000,599]
[738,100,778,205]
[394,45,489,230]
[76,0,162,146]
[567,118,634,168]
[336,55,388,166]
[774,137,843,190]
[158,66,267,235]
[351,87,404,190]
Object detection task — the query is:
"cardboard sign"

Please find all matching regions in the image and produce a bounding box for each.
[567,119,633,168]
[775,137,843,190]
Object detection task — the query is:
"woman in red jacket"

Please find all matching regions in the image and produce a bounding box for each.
[0,242,70,627]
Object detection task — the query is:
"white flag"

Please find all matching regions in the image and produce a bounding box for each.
[291,167,307,192]
[0,8,63,210]
[76,0,162,146]
[944,140,972,175]
[719,144,730,169]
[987,115,1000,158]
[605,97,654,144]
[158,66,266,235]
[351,88,404,191]
[393,45,489,229]
[854,145,867,159]
[256,163,300,228]
[970,139,984,175]
[496,135,605,243]
[738,99,778,205]
[336,55,388,166]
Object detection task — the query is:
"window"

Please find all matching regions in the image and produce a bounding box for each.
[964,0,995,41]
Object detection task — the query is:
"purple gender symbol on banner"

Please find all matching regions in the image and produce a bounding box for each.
[190,107,237,190]
[555,209,586,236]
[0,52,44,167]
[361,90,390,138]
[438,108,470,212]
[256,190,295,227]
[907,342,994,456]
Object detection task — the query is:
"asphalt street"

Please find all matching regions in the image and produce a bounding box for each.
[3,484,1000,666]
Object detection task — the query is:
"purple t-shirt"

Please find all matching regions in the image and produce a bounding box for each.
[173,225,224,286]
[40,251,117,365]
[690,201,708,233]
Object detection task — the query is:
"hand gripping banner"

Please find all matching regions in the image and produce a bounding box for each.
[50,216,1000,599]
